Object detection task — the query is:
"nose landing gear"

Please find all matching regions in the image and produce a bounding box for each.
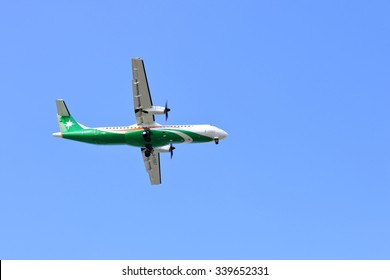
[214,137,219,144]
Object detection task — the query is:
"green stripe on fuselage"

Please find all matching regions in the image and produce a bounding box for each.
[62,129,126,144]
[61,128,214,147]
[170,129,214,143]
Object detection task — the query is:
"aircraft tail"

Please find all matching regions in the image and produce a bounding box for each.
[56,99,87,133]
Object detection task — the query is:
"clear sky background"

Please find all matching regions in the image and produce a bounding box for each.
[0,0,389,259]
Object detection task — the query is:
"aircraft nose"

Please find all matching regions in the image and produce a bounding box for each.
[218,128,228,139]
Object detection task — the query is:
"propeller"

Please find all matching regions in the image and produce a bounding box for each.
[169,143,175,159]
[135,108,149,114]
[164,101,171,121]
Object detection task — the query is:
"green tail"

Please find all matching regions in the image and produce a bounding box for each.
[56,99,86,133]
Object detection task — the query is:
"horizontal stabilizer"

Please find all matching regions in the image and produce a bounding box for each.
[56,99,70,116]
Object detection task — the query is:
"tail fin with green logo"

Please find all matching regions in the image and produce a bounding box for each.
[55,99,87,133]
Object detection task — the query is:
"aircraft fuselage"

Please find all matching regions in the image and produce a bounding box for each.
[53,124,228,147]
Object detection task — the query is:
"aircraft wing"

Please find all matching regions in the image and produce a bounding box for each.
[132,58,155,126]
[141,149,161,185]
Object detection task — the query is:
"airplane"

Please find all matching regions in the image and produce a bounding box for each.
[52,58,228,185]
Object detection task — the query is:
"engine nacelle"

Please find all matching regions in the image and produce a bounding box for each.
[153,144,172,153]
[143,106,165,115]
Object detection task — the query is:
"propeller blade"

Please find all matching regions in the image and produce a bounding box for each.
[135,108,149,114]
[164,101,171,121]
[169,143,175,159]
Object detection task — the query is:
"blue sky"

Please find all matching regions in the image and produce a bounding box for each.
[1,0,389,259]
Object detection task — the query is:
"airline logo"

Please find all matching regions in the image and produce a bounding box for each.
[65,120,73,129]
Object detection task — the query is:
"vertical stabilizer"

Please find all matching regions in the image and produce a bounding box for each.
[56,99,86,133]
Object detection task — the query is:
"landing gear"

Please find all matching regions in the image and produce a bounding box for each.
[143,144,153,158]
[214,137,219,144]
[142,128,151,142]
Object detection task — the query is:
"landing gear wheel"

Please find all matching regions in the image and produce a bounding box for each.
[142,128,151,142]
[214,138,219,144]
[144,144,153,157]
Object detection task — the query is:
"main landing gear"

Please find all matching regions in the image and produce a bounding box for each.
[143,144,153,158]
[142,128,153,157]
[142,128,151,142]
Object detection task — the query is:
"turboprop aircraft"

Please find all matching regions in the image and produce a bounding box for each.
[53,58,228,185]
